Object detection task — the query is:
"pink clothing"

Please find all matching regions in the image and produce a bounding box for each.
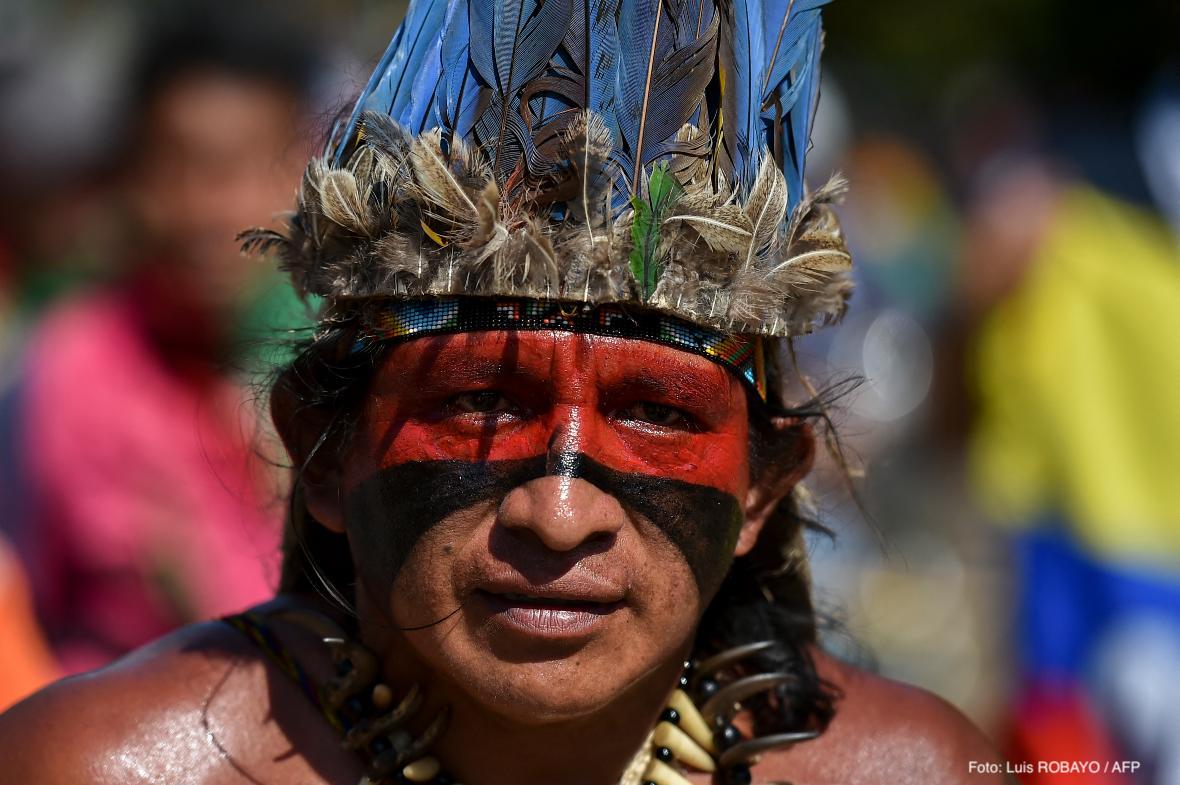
[18,291,281,672]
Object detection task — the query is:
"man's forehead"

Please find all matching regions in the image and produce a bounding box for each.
[375,330,741,392]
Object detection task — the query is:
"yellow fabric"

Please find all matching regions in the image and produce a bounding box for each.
[969,187,1180,562]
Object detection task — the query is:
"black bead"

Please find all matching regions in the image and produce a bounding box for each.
[655,746,674,762]
[660,708,681,725]
[346,697,365,715]
[699,678,720,698]
[370,736,392,754]
[726,765,753,785]
[435,775,453,785]
[678,674,690,688]
[718,722,743,750]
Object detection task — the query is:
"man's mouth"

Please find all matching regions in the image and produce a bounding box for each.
[482,590,622,612]
[474,579,625,638]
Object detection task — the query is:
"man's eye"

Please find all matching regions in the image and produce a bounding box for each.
[620,401,693,429]
[449,390,514,415]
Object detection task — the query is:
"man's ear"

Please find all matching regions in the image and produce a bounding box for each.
[271,366,347,534]
[735,418,815,557]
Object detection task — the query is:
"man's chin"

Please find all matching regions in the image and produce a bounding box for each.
[456,658,631,725]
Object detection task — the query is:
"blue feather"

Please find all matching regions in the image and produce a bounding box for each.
[494,0,526,91]
[388,5,449,124]
[760,0,829,209]
[786,21,824,207]
[333,0,830,220]
[467,0,571,179]
[614,0,666,174]
[615,0,717,197]
[332,0,448,164]
[467,0,497,87]
[716,0,756,191]
[760,0,829,92]
[530,0,621,144]
[437,0,478,134]
[404,36,445,132]
[584,0,621,123]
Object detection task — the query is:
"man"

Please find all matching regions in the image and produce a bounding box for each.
[0,0,1006,782]
[0,2,318,671]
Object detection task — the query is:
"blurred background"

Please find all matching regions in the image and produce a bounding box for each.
[0,1,1177,782]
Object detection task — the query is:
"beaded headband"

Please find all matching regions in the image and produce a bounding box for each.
[352,297,768,402]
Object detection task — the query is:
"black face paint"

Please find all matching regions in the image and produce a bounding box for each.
[548,453,743,595]
[345,453,744,597]
[345,457,541,597]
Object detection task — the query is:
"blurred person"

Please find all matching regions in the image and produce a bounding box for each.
[962,153,1180,784]
[0,3,133,335]
[0,2,322,672]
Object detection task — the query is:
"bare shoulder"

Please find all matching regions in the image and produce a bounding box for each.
[757,651,1010,785]
[0,608,349,785]
[0,620,259,784]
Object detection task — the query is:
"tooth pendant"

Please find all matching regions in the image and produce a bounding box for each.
[653,721,716,771]
[640,690,718,785]
[666,690,717,753]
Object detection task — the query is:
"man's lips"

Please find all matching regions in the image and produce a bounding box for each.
[475,573,627,605]
[472,575,626,637]
[477,590,623,611]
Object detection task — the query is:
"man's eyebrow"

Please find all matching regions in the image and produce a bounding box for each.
[607,365,731,407]
[394,354,551,388]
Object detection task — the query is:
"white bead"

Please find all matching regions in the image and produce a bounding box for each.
[402,756,441,782]
[371,683,394,710]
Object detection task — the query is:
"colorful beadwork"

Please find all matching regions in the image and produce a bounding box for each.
[353,297,768,403]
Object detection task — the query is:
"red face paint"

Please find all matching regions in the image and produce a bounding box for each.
[358,331,752,498]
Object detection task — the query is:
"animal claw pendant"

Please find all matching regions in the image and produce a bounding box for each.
[273,609,454,785]
[631,643,819,785]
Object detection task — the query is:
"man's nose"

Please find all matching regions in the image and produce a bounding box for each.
[496,475,625,553]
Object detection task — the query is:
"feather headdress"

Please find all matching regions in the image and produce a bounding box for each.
[244,0,851,338]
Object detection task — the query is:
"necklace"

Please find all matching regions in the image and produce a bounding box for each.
[225,610,818,785]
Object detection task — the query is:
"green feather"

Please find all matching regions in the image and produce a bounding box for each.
[629,163,682,299]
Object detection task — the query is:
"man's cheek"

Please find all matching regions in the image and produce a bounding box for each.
[621,483,743,599]
[344,458,544,597]
[555,454,744,596]
[634,537,706,621]
[388,536,459,617]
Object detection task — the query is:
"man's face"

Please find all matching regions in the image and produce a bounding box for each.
[337,331,759,722]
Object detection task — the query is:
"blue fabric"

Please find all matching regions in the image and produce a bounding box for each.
[1015,523,1180,677]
